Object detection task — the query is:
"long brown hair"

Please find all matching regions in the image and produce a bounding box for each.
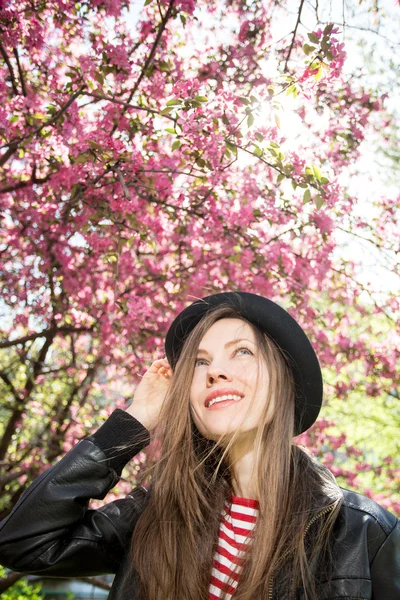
[128,304,342,599]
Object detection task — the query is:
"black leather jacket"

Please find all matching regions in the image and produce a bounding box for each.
[0,409,399,599]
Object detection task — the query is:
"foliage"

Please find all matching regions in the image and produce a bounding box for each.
[0,567,44,600]
[0,0,399,519]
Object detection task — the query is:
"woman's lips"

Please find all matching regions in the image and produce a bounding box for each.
[204,388,245,407]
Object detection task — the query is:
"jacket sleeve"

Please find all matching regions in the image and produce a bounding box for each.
[0,409,151,577]
[370,518,400,600]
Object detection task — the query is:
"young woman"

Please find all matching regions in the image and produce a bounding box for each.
[0,291,398,600]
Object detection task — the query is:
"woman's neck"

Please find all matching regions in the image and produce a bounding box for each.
[228,430,258,500]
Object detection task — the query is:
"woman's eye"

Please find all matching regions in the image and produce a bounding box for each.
[195,358,207,367]
[235,347,253,356]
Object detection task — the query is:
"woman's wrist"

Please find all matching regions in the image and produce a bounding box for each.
[124,404,152,431]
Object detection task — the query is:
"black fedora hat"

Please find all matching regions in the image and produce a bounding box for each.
[164,291,323,435]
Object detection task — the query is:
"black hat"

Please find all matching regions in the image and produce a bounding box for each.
[164,291,323,435]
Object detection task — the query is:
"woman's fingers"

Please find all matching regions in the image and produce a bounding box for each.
[149,358,172,378]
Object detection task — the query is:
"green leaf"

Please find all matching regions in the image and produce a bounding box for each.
[180,14,186,27]
[253,145,263,157]
[171,140,181,151]
[165,127,176,134]
[144,0,153,5]
[94,71,104,85]
[88,140,103,150]
[247,113,255,127]
[302,44,315,56]
[166,99,182,106]
[47,104,58,116]
[308,32,320,44]
[323,23,334,36]
[194,95,208,102]
[250,95,258,104]
[70,183,81,198]
[74,152,89,164]
[321,39,330,55]
[303,189,311,204]
[255,132,264,142]
[160,107,174,116]
[240,96,250,105]
[226,141,237,156]
[321,176,329,184]
[221,113,230,125]
[314,194,324,209]
[270,141,279,148]
[196,157,206,167]
[277,173,285,182]
[314,67,323,82]
[312,164,322,182]
[158,60,171,72]
[10,115,19,124]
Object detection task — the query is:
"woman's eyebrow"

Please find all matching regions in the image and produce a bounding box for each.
[197,338,254,355]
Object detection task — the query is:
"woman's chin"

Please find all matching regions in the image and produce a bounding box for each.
[197,421,250,443]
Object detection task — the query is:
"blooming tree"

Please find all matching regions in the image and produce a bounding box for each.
[0,5,399,590]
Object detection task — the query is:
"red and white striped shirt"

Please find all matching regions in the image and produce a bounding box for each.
[208,495,259,599]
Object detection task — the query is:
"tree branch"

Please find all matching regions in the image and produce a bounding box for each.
[0,39,19,95]
[0,329,59,462]
[12,47,27,96]
[328,265,396,324]
[0,85,85,168]
[0,466,30,487]
[284,0,305,72]
[0,325,93,349]
[110,0,176,134]
[0,143,19,169]
[0,164,53,194]
[76,577,112,592]
[231,140,321,193]
[0,370,22,403]
[0,573,25,594]
[87,92,173,119]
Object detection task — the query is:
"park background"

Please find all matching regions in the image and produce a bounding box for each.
[0,0,399,597]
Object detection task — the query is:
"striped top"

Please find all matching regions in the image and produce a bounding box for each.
[208,495,259,599]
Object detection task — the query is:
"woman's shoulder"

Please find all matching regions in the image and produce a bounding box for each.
[339,487,398,535]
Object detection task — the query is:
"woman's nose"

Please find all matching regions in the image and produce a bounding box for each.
[206,364,232,384]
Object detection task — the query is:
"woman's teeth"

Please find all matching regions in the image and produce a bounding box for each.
[208,394,242,408]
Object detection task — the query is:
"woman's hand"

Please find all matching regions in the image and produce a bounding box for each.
[125,358,173,431]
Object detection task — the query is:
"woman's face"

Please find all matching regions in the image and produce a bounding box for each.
[189,318,273,441]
